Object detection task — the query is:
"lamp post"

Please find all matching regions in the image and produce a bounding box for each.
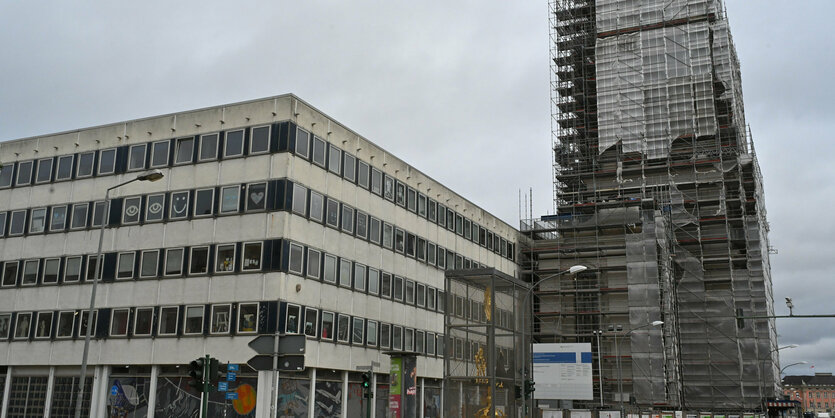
[522,264,587,417]
[779,361,808,375]
[614,320,663,414]
[760,344,799,413]
[75,170,164,418]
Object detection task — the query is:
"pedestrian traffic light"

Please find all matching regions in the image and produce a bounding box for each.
[188,358,206,392]
[524,379,535,399]
[209,357,222,387]
[361,371,372,398]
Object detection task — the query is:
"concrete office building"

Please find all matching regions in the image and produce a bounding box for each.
[519,0,777,411]
[0,94,518,417]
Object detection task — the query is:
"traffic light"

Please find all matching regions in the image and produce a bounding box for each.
[514,384,522,400]
[209,357,222,387]
[188,358,206,392]
[361,371,372,398]
[524,379,535,399]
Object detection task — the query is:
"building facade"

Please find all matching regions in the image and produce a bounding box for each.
[0,94,518,417]
[784,374,835,415]
[519,0,777,411]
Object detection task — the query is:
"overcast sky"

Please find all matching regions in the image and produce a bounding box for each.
[1,1,832,377]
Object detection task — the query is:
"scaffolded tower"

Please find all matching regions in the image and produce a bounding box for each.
[520,0,778,410]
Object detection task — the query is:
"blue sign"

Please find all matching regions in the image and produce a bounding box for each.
[226,371,237,382]
[217,381,228,392]
[110,385,119,396]
[227,363,240,372]
[226,391,238,400]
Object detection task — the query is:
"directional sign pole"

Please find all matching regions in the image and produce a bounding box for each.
[269,331,280,418]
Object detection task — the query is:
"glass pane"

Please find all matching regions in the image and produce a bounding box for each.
[30,208,46,233]
[251,126,270,154]
[77,152,94,177]
[224,130,244,157]
[56,156,74,180]
[117,253,134,279]
[216,244,236,273]
[170,191,189,219]
[200,133,219,160]
[36,159,52,183]
[295,127,309,157]
[175,137,194,164]
[151,141,169,167]
[194,189,213,216]
[140,251,158,277]
[43,259,59,283]
[238,304,258,333]
[221,186,240,213]
[304,309,318,337]
[328,145,341,174]
[159,307,179,335]
[312,136,326,166]
[246,183,267,211]
[211,305,231,334]
[190,247,209,274]
[185,306,203,334]
[17,161,33,185]
[99,149,116,174]
[122,197,141,224]
[145,194,165,222]
[128,145,146,170]
[165,249,183,275]
[71,204,88,229]
[242,243,262,271]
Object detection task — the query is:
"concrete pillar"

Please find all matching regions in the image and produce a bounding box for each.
[308,368,317,418]
[147,365,159,418]
[43,367,55,418]
[1,367,12,418]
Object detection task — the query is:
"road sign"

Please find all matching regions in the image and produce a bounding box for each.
[226,392,238,400]
[278,355,305,372]
[226,371,237,382]
[110,385,118,396]
[218,381,228,392]
[227,364,239,372]
[246,355,274,371]
[248,335,307,355]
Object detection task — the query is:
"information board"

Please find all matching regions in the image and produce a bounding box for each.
[533,343,593,400]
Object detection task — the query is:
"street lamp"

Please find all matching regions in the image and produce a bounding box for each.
[522,264,587,416]
[75,169,165,418]
[614,320,664,413]
[760,344,800,412]
[780,361,808,375]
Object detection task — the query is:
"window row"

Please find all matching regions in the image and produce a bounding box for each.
[285,241,446,314]
[0,302,262,341]
[0,241,267,288]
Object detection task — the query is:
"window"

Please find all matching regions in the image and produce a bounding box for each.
[34,312,52,339]
[341,205,354,233]
[14,312,31,339]
[418,194,426,217]
[438,204,446,227]
[286,304,301,334]
[184,306,204,335]
[343,153,356,182]
[211,304,232,334]
[78,310,98,338]
[427,332,436,355]
[199,133,219,161]
[406,187,416,212]
[427,288,436,310]
[64,257,82,282]
[175,137,195,164]
[427,243,436,265]
[128,144,146,171]
[35,158,53,183]
[220,185,240,214]
[328,145,341,175]
[437,247,446,269]
[73,152,94,178]
[369,217,381,244]
[428,199,437,222]
[368,268,379,295]
[370,168,382,195]
[86,256,100,282]
[381,273,392,298]
[42,258,60,284]
[416,330,425,353]
[464,219,471,239]
[158,306,179,336]
[312,136,326,167]
[169,191,189,219]
[245,182,267,212]
[321,311,335,340]
[392,325,403,350]
[250,125,271,154]
[339,259,352,288]
[357,161,369,189]
[354,264,366,291]
[292,183,307,215]
[309,191,324,222]
[304,307,318,337]
[190,246,209,275]
[134,308,154,336]
[380,323,391,349]
[394,228,405,253]
[405,280,415,304]
[140,250,159,278]
[164,248,184,276]
[356,211,368,239]
[110,309,130,336]
[294,127,309,158]
[363,321,377,347]
[224,129,245,157]
[417,283,426,307]
[336,314,350,343]
[117,252,135,279]
[288,243,304,275]
[0,212,5,236]
[383,223,393,249]
[216,244,236,273]
[92,201,107,227]
[21,260,39,286]
[383,175,394,201]
[145,194,165,222]
[307,249,321,279]
[193,188,214,217]
[55,311,74,338]
[71,203,88,229]
[16,161,33,185]
[150,140,170,168]
[323,254,337,284]
[395,182,406,206]
[352,317,364,344]
[242,242,262,271]
[0,165,13,188]
[122,197,141,224]
[393,276,404,301]
[448,210,456,231]
[406,233,415,257]
[326,198,339,228]
[29,208,46,233]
